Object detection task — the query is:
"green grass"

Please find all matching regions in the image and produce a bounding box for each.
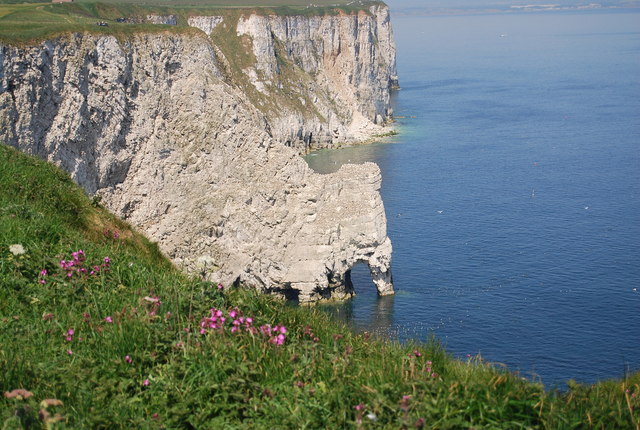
[0,2,199,44]
[0,0,385,44]
[1,144,639,428]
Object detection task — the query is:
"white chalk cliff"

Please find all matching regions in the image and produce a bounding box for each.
[0,5,397,302]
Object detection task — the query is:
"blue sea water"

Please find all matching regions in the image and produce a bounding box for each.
[305,11,640,386]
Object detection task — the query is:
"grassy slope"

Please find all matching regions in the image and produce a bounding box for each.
[1,145,639,428]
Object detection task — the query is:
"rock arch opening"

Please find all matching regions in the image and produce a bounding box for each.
[345,259,393,298]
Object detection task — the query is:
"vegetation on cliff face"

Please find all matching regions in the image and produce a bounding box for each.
[0,0,384,44]
[1,144,639,428]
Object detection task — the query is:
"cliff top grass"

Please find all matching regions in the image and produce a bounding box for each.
[1,143,640,428]
[0,0,386,44]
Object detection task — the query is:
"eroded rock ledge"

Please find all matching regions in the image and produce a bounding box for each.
[0,6,396,302]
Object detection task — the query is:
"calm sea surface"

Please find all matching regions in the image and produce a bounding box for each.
[305,11,640,386]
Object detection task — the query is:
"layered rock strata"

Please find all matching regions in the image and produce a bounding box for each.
[235,5,398,150]
[0,6,396,302]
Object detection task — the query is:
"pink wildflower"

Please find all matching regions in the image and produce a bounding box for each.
[40,269,47,277]
[143,379,150,386]
[104,316,113,323]
[66,350,73,355]
[354,404,364,411]
[400,395,411,413]
[124,355,132,364]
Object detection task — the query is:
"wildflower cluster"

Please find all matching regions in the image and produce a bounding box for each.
[200,308,228,333]
[63,327,80,355]
[59,250,87,277]
[199,307,287,346]
[424,359,438,379]
[260,324,287,346]
[37,269,47,284]
[37,249,111,285]
[103,229,120,240]
[406,349,439,379]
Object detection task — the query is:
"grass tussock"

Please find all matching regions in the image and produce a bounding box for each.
[1,143,639,428]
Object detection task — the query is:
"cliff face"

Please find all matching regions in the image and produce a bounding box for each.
[0,6,396,302]
[236,4,398,149]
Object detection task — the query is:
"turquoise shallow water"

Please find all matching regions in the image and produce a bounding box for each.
[305,11,640,386]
